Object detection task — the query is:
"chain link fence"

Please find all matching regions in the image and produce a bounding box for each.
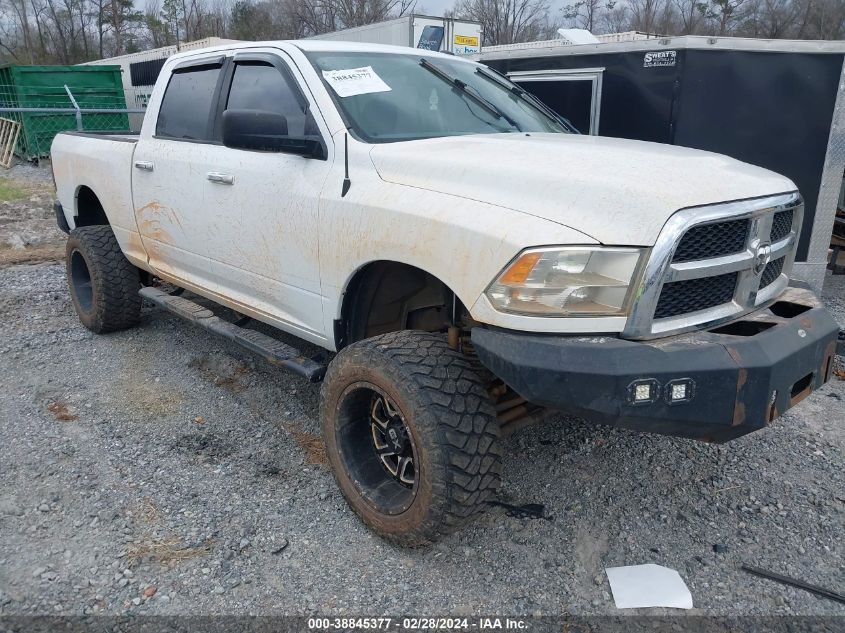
[0,85,147,160]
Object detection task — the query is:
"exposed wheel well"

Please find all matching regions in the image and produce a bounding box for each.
[337,261,457,349]
[75,186,109,227]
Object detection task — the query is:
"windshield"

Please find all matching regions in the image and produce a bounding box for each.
[305,51,573,143]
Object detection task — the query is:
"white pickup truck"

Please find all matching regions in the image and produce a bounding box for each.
[51,40,839,544]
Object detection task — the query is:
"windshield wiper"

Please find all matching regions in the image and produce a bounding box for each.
[419,58,521,131]
[474,67,578,132]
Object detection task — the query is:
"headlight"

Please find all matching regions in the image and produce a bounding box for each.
[485,247,644,316]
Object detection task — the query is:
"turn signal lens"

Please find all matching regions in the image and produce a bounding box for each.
[486,247,644,316]
[499,252,542,284]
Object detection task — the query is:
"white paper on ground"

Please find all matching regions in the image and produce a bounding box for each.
[321,66,391,98]
[605,564,694,609]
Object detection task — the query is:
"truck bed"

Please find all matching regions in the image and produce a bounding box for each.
[57,131,139,143]
[51,131,147,269]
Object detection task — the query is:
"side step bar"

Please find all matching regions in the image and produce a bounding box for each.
[139,286,326,382]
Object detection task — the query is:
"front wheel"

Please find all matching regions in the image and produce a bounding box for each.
[320,331,502,546]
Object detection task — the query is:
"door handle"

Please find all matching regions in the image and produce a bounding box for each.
[134,160,154,171]
[207,172,234,185]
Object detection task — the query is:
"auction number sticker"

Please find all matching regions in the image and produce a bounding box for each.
[322,66,392,98]
[643,50,677,67]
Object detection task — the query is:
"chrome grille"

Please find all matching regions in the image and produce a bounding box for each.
[760,257,785,289]
[624,193,803,339]
[770,210,793,242]
[654,272,739,319]
[672,218,750,263]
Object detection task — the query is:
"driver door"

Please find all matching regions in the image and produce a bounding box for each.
[199,51,333,344]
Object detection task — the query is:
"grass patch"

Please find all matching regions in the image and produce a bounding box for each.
[126,536,214,565]
[0,176,52,202]
[126,497,213,566]
[0,178,31,202]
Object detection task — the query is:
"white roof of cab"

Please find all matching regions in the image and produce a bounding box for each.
[166,39,472,63]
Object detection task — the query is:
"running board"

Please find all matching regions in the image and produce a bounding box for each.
[139,286,326,382]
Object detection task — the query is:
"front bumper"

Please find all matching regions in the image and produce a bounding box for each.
[472,285,838,443]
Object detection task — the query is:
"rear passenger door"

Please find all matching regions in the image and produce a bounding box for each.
[132,57,231,290]
[199,51,333,344]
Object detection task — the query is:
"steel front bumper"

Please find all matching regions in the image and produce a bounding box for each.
[472,286,838,443]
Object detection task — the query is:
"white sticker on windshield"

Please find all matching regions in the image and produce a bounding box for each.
[322,66,392,98]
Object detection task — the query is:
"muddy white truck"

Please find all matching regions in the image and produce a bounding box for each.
[51,40,839,545]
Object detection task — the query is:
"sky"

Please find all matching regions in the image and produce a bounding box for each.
[415,0,458,15]
[412,0,571,24]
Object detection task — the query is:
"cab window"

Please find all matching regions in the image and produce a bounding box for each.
[156,63,222,141]
[225,61,311,137]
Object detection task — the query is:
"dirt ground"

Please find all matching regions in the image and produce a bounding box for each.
[0,162,64,267]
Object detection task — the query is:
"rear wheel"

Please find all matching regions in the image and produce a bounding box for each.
[66,225,141,333]
[321,330,502,545]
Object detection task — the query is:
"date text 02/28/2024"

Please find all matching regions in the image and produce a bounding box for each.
[307,618,529,630]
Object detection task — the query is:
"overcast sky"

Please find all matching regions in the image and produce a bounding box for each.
[412,0,569,23]
[415,0,457,15]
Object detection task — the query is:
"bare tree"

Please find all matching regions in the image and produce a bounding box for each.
[562,0,617,31]
[456,0,552,44]
[674,0,706,32]
[2,0,36,61]
[1,0,844,67]
[703,0,749,34]
[627,0,665,32]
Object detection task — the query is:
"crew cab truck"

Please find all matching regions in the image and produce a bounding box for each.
[51,40,839,545]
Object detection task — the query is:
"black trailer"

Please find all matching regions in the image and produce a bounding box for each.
[480,36,845,292]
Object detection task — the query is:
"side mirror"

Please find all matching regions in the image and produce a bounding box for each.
[221,109,325,159]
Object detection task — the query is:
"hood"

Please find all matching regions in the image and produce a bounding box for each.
[369,134,796,246]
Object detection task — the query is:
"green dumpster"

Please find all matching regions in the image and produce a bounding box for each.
[0,64,129,158]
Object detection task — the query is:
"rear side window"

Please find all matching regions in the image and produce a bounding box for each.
[226,62,311,136]
[156,64,221,140]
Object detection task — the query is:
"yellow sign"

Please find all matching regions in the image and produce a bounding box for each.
[454,35,479,47]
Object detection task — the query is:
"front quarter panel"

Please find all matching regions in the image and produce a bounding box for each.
[319,134,608,346]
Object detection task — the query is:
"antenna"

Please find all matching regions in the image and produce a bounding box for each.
[341,133,351,197]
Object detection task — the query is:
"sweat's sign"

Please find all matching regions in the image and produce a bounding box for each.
[643,50,677,67]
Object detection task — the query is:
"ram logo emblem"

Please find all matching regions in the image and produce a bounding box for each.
[752,241,772,275]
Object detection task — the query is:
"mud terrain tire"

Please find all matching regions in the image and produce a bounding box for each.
[321,330,502,546]
[66,225,141,333]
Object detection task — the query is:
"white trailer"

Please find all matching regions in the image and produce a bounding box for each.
[309,15,482,55]
[83,37,238,111]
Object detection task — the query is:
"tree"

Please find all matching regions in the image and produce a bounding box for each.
[230,0,277,39]
[457,0,553,45]
[627,0,665,32]
[160,0,182,43]
[704,0,749,34]
[563,0,616,31]
[282,0,415,36]
[674,0,706,33]
[1,0,843,67]
[106,0,139,55]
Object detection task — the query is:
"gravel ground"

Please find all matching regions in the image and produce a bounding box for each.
[0,167,843,618]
